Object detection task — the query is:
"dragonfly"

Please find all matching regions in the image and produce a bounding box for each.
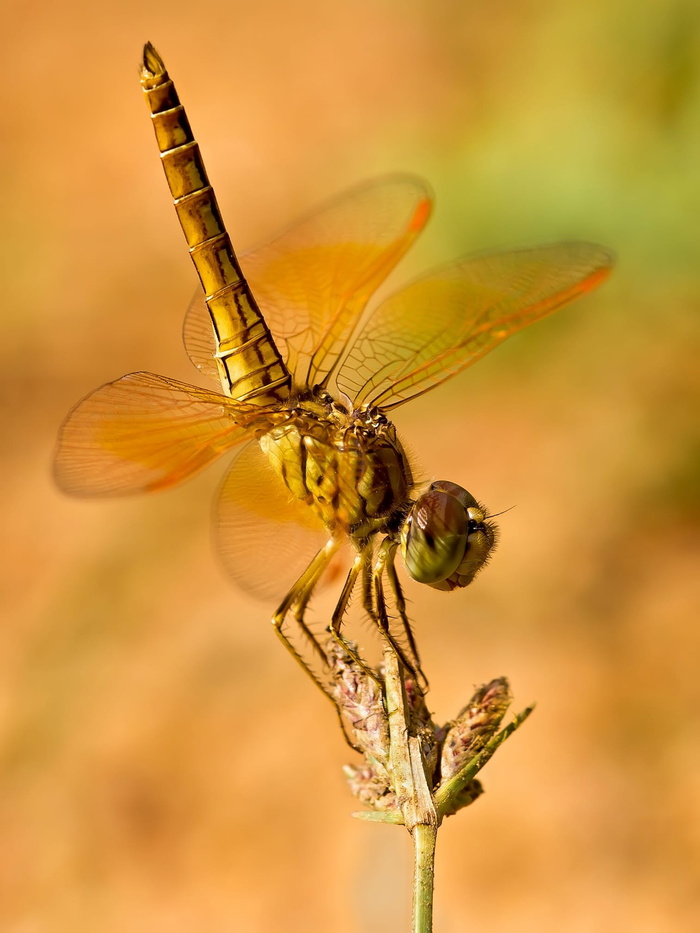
[55,44,613,697]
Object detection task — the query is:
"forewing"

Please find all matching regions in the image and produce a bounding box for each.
[55,372,249,496]
[183,175,433,388]
[338,243,614,410]
[215,440,329,601]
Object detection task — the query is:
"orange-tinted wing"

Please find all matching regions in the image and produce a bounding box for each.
[55,372,250,496]
[337,243,614,410]
[215,439,329,601]
[183,174,433,388]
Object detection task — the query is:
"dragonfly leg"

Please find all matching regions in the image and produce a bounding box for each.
[328,550,382,686]
[291,590,326,665]
[383,541,429,692]
[272,539,340,700]
[368,538,426,690]
[272,540,378,753]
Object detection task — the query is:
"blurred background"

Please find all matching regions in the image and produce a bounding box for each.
[2,0,700,929]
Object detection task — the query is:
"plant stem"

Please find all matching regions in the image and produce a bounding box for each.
[382,643,439,930]
[412,822,437,933]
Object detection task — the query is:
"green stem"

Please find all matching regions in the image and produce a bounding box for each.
[412,822,437,933]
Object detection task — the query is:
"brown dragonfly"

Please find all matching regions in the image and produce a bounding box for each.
[55,45,613,696]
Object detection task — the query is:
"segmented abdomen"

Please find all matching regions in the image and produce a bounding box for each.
[140,44,290,406]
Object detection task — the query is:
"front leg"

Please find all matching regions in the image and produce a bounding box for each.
[368,537,427,691]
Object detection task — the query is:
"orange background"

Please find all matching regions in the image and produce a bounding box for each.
[2,1,700,930]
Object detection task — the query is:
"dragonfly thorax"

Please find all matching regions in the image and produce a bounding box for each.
[259,394,414,540]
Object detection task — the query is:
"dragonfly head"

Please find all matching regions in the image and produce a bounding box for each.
[400,481,497,591]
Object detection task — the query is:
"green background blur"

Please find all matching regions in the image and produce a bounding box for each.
[2,1,700,930]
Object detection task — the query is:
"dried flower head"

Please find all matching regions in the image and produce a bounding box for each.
[440,677,512,782]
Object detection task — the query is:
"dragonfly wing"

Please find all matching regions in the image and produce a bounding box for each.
[338,242,614,410]
[182,291,220,384]
[183,175,433,388]
[55,371,249,496]
[215,440,329,601]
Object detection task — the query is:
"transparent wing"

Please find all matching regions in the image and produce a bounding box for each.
[337,243,614,410]
[215,440,329,601]
[55,371,249,496]
[182,291,220,383]
[183,174,433,388]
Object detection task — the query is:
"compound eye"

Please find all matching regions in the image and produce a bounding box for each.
[401,482,498,590]
[401,488,469,586]
[430,481,479,511]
